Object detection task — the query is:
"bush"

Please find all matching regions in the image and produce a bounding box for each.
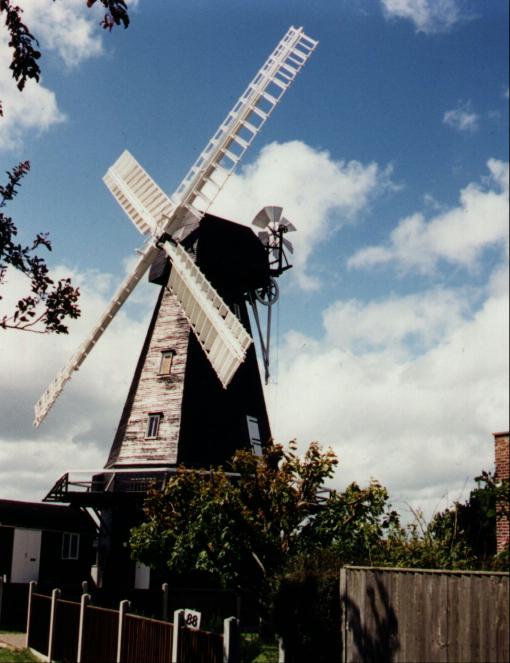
[270,554,341,663]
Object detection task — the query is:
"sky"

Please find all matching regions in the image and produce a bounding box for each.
[0,0,508,520]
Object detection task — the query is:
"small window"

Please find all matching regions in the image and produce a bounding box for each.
[247,415,263,456]
[146,413,162,439]
[62,532,80,560]
[159,350,175,375]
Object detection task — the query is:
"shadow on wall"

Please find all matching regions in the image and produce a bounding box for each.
[343,575,400,663]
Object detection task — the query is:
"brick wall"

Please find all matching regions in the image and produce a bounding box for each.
[494,431,509,554]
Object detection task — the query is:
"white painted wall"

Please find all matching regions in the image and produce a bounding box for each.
[11,528,41,583]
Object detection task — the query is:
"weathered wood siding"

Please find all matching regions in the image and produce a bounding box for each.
[107,285,190,467]
[341,566,509,663]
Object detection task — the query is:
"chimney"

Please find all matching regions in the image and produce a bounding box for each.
[494,431,509,554]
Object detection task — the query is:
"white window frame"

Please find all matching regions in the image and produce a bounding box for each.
[146,412,162,439]
[62,532,80,560]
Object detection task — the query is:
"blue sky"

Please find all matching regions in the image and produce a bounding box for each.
[0,0,508,518]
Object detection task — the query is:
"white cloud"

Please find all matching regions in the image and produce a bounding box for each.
[348,159,509,273]
[0,264,156,500]
[322,288,470,354]
[0,34,66,151]
[212,141,394,290]
[266,261,509,519]
[381,0,464,34]
[443,103,479,132]
[13,0,105,68]
[0,0,114,150]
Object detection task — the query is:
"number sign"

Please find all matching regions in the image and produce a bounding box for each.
[184,609,202,630]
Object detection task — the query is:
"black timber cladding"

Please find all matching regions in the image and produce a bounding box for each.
[178,214,271,466]
[106,212,272,470]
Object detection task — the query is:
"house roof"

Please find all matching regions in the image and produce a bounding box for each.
[0,499,96,534]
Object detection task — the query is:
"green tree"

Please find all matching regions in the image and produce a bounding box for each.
[374,470,509,571]
[130,442,398,593]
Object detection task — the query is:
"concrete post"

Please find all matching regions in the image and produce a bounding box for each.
[47,588,61,662]
[278,637,285,663]
[0,575,4,627]
[116,599,131,663]
[223,616,240,663]
[162,583,169,621]
[76,593,90,663]
[171,609,184,663]
[25,580,37,648]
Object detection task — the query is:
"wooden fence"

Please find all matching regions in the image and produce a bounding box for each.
[24,582,238,662]
[122,614,173,663]
[81,604,119,663]
[53,598,81,663]
[27,592,51,656]
[178,625,224,663]
[340,566,509,663]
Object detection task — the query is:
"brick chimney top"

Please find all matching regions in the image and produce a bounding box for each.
[493,431,509,554]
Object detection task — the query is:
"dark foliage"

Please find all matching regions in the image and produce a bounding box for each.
[86,0,130,31]
[0,0,130,95]
[0,0,41,92]
[271,556,341,663]
[0,163,81,333]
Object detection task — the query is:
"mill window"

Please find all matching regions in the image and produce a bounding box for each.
[247,415,263,456]
[159,350,175,375]
[146,413,162,439]
[62,532,80,560]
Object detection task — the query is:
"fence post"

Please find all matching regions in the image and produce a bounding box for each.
[0,575,4,626]
[223,616,240,663]
[278,637,285,663]
[25,580,37,648]
[171,609,184,663]
[162,583,169,621]
[47,588,61,662]
[339,567,347,663]
[81,580,89,595]
[76,593,90,663]
[116,599,131,663]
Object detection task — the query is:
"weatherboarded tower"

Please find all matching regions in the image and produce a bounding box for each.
[106,214,272,469]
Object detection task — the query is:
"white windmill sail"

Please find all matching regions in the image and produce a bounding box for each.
[33,245,157,427]
[103,150,176,236]
[33,25,318,427]
[163,242,252,387]
[172,26,318,217]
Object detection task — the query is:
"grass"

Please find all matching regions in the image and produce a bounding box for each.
[241,633,279,662]
[0,648,39,662]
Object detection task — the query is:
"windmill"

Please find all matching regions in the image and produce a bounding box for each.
[35,26,316,468]
[37,27,317,588]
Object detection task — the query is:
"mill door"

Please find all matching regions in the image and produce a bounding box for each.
[11,529,41,583]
